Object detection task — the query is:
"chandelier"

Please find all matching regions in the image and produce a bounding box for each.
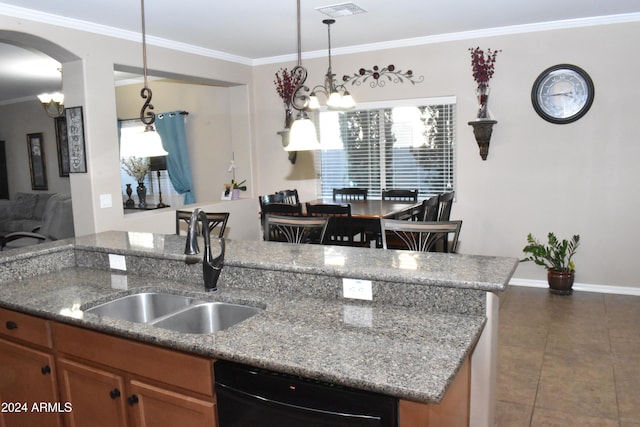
[308,19,355,111]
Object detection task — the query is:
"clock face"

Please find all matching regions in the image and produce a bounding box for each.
[531,64,594,124]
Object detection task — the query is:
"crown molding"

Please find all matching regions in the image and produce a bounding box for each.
[0,3,253,66]
[253,12,640,65]
[2,4,639,67]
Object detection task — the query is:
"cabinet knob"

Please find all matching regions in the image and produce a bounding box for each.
[109,388,121,399]
[41,365,51,375]
[127,395,139,405]
[5,321,18,330]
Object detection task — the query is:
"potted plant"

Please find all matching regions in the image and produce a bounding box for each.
[521,232,580,295]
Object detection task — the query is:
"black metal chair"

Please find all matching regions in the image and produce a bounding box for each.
[437,191,455,221]
[263,214,328,244]
[258,193,285,211]
[332,187,368,201]
[176,210,229,237]
[305,202,355,245]
[382,189,418,202]
[420,195,440,222]
[278,189,300,205]
[380,219,462,253]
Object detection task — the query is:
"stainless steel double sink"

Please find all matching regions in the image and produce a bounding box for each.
[83,292,262,334]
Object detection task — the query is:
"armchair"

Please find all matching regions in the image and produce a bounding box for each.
[1,193,74,250]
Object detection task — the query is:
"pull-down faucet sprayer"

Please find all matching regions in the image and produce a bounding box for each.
[184,208,225,292]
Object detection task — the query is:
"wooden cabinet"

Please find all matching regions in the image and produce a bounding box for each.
[56,358,128,427]
[0,308,62,427]
[399,357,471,427]
[53,322,217,427]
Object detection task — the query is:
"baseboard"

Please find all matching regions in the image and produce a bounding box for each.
[509,277,640,296]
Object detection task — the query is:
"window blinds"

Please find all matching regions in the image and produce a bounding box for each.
[316,98,456,199]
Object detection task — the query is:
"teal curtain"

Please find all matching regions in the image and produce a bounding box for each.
[155,112,196,204]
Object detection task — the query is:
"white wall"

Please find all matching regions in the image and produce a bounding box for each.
[252,22,640,289]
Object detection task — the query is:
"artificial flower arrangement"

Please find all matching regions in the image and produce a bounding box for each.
[468,47,501,85]
[273,67,301,105]
[121,157,150,183]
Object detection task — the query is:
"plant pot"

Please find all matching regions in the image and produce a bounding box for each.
[547,270,575,295]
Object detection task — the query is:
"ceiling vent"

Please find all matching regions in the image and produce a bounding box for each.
[316,2,367,18]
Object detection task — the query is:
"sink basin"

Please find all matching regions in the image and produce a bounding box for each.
[151,302,263,334]
[84,292,195,323]
[83,292,263,334]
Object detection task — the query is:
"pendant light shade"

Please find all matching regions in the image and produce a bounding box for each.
[120,125,168,157]
[285,113,321,151]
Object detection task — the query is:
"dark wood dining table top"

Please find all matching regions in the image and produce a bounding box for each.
[306,198,421,219]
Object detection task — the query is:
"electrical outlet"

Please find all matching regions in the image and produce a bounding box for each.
[108,254,127,271]
[342,278,373,301]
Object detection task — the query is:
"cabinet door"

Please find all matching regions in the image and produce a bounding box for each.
[128,379,216,427]
[0,339,62,427]
[56,358,128,427]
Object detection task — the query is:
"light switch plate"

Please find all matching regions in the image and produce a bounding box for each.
[100,194,112,208]
[342,278,373,301]
[108,254,126,271]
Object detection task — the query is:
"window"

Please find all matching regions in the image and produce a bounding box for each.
[315,97,456,199]
[119,120,181,207]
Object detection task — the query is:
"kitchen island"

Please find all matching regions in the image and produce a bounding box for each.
[0,231,517,426]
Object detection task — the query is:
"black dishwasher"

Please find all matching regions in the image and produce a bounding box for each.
[215,360,398,427]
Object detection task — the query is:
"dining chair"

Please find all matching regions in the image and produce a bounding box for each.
[332,187,368,201]
[380,219,462,253]
[381,189,418,202]
[258,193,285,211]
[176,210,229,237]
[305,202,355,245]
[263,214,328,244]
[437,191,455,221]
[278,189,300,205]
[420,195,440,222]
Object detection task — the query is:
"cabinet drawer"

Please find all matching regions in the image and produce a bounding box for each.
[53,322,214,396]
[0,307,53,348]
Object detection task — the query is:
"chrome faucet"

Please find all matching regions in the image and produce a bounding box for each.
[184,208,225,292]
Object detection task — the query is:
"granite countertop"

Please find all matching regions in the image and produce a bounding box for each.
[0,231,519,404]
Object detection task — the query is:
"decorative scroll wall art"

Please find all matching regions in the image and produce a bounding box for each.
[64,106,87,173]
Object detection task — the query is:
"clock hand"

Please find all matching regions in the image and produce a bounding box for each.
[544,92,573,97]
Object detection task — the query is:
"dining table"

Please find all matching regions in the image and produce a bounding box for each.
[304,198,423,247]
[305,198,422,219]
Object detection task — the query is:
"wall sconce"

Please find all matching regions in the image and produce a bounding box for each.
[121,0,168,159]
[468,119,497,160]
[37,92,64,118]
[308,19,355,111]
[285,0,321,152]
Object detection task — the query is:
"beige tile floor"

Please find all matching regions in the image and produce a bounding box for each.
[496,285,640,426]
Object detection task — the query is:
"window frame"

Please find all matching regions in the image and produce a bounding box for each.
[314,96,457,200]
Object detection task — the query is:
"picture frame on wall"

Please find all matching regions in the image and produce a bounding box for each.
[65,106,87,173]
[27,132,48,190]
[54,116,70,177]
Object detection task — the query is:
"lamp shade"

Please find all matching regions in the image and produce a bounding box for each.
[285,117,321,151]
[120,126,168,157]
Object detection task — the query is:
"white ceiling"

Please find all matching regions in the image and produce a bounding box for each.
[1,0,639,104]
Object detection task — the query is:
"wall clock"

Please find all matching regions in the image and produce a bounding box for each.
[531,64,594,124]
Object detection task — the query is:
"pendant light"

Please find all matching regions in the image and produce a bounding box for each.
[285,0,321,152]
[120,0,168,158]
[308,19,355,111]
